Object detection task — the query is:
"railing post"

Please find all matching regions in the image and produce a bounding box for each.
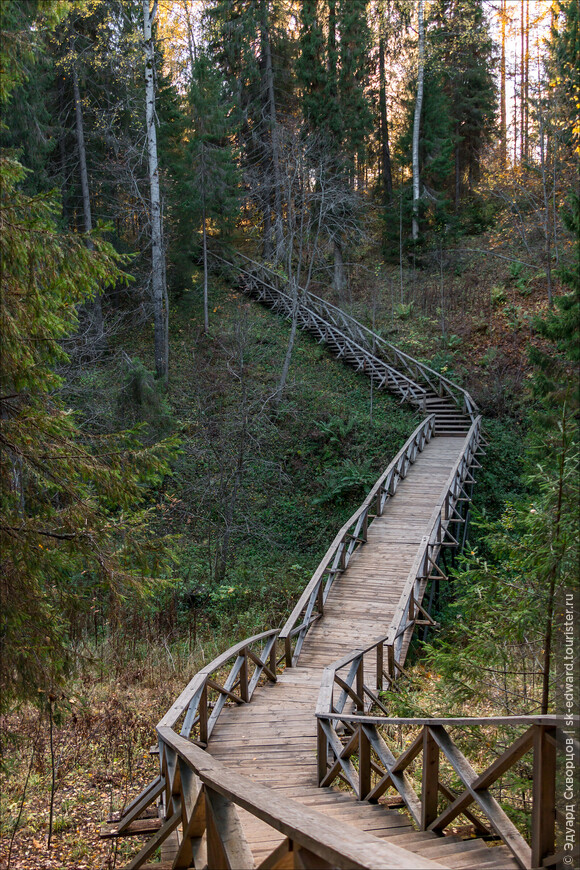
[421,727,439,830]
[240,650,249,702]
[199,682,208,745]
[269,636,277,676]
[376,643,384,692]
[359,726,371,801]
[387,644,395,687]
[285,634,293,669]
[317,719,327,786]
[356,657,364,713]
[531,725,557,868]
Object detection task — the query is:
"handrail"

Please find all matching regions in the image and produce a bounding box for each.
[151,725,447,870]
[159,628,281,741]
[212,252,429,409]
[279,415,436,667]
[228,253,478,420]
[309,417,575,870]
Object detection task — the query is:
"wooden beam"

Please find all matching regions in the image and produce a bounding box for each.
[122,810,181,870]
[531,726,556,869]
[428,725,532,869]
[429,726,534,832]
[421,728,439,830]
[205,786,255,870]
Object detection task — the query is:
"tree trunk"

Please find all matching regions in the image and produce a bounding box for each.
[454,123,461,212]
[524,0,529,161]
[260,0,284,260]
[333,237,346,298]
[275,297,299,407]
[537,79,553,307]
[143,0,169,384]
[520,0,525,161]
[500,0,507,167]
[412,0,424,241]
[513,54,518,164]
[72,59,104,345]
[379,36,393,203]
[262,181,273,260]
[202,201,209,333]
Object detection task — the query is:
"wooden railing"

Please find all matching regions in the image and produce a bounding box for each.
[278,414,437,668]
[313,706,578,870]
[158,629,281,745]
[119,725,447,870]
[212,253,429,409]
[225,253,478,421]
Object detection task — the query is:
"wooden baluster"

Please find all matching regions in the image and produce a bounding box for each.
[376,643,384,692]
[421,727,439,829]
[317,582,324,614]
[269,636,277,676]
[285,634,293,669]
[205,786,254,869]
[531,725,557,868]
[239,650,249,702]
[356,657,364,713]
[317,719,327,786]
[199,682,208,745]
[359,726,371,801]
[387,644,395,687]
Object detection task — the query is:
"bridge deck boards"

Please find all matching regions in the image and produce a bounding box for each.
[205,436,518,868]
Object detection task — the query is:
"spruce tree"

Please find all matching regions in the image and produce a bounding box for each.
[183,51,241,331]
[0,0,177,708]
[428,0,496,211]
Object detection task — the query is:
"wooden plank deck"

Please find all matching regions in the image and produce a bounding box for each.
[207,436,520,869]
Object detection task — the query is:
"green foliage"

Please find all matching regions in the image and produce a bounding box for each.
[490,285,507,307]
[0,13,179,708]
[550,0,580,151]
[314,458,376,505]
[528,191,580,419]
[119,358,174,438]
[395,301,414,320]
[423,413,578,714]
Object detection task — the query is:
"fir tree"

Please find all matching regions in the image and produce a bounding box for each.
[0,1,178,708]
[183,51,241,331]
[337,0,373,181]
[428,0,496,211]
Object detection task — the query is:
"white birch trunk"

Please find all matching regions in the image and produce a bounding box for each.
[72,60,103,344]
[412,0,424,242]
[144,0,169,383]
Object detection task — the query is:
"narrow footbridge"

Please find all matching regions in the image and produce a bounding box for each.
[103,261,573,870]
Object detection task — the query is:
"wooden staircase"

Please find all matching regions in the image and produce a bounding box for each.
[101,265,572,870]
[424,392,472,436]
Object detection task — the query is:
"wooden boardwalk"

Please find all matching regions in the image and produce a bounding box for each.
[104,271,570,870]
[206,436,519,869]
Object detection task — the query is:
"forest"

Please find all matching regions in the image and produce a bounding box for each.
[0,0,578,868]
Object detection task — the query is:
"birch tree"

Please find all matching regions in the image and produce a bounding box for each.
[143,0,169,384]
[412,0,424,241]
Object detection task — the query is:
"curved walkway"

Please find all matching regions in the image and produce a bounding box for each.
[206,435,518,869]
